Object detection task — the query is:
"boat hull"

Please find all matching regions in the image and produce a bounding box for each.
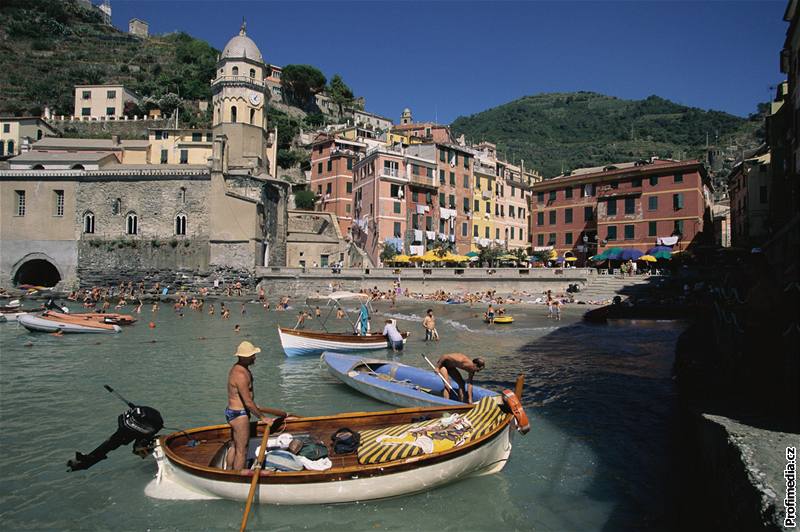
[147,425,512,504]
[323,352,498,408]
[278,327,407,357]
[17,314,121,333]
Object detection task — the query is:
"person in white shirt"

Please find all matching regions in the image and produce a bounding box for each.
[382,319,404,352]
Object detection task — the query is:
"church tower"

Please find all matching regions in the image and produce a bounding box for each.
[400,107,413,125]
[211,22,272,171]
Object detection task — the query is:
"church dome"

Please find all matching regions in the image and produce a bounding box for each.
[221,23,263,63]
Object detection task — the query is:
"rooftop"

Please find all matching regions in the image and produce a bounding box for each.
[32,137,150,150]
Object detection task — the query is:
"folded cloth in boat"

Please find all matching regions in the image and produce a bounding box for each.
[297,455,332,471]
[357,397,505,465]
[264,450,304,472]
[263,433,293,450]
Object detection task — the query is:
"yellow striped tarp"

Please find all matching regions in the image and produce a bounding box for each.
[357,396,505,465]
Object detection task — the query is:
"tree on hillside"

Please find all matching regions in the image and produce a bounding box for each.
[327,74,354,115]
[281,65,326,108]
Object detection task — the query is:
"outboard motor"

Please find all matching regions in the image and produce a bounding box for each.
[45,298,69,313]
[67,387,163,472]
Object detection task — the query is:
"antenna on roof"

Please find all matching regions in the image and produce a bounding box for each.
[240,18,247,35]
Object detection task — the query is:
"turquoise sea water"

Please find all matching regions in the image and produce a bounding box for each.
[0,300,686,531]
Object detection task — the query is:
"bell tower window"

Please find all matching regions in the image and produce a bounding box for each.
[231,106,237,123]
[249,68,256,78]
[232,66,239,76]
[250,109,255,124]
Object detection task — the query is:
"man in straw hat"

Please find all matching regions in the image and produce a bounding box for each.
[226,341,290,470]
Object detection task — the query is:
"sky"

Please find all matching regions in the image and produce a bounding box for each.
[109,1,789,123]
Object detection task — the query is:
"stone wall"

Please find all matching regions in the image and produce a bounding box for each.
[255,267,593,298]
[76,176,211,239]
[47,117,170,140]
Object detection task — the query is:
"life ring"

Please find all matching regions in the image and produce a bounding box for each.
[502,389,530,434]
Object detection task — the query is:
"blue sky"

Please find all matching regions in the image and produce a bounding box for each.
[110,1,788,123]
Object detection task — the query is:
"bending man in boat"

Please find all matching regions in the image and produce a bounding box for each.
[226,341,291,471]
[436,353,485,403]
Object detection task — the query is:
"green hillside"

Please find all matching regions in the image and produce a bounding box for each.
[451,92,763,178]
[0,0,218,126]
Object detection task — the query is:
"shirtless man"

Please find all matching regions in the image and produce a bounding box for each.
[436,353,485,403]
[226,341,289,471]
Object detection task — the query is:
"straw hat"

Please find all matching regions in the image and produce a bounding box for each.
[234,341,261,358]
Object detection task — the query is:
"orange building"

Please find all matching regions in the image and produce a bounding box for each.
[308,134,366,235]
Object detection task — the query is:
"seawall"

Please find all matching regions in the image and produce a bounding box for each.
[254,266,595,297]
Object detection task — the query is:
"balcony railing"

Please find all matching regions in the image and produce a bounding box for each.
[410,174,436,188]
[380,168,407,180]
[213,75,266,88]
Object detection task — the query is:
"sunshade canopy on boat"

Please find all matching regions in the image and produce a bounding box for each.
[326,291,371,301]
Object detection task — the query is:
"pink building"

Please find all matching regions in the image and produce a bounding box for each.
[309,134,366,235]
[529,159,713,261]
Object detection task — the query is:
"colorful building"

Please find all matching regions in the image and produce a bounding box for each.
[471,159,496,249]
[73,84,140,119]
[0,117,58,158]
[352,147,411,264]
[309,133,366,235]
[406,143,473,255]
[529,159,712,262]
[728,151,771,248]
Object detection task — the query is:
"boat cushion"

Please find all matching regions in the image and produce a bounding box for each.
[357,397,505,465]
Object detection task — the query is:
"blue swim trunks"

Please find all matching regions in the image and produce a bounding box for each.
[225,407,248,423]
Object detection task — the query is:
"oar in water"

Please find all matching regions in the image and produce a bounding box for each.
[420,354,458,398]
[239,419,273,532]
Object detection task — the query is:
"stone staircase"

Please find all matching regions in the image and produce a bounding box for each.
[577,274,662,302]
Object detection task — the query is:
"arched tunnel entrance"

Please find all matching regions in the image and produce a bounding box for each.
[13,259,61,287]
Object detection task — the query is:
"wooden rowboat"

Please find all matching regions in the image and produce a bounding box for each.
[18,313,121,333]
[147,391,527,505]
[278,327,410,357]
[43,310,137,326]
[322,352,498,407]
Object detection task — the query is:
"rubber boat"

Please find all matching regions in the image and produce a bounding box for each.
[486,316,514,324]
[43,310,137,326]
[322,352,498,407]
[146,391,529,505]
[18,313,122,333]
[278,328,409,357]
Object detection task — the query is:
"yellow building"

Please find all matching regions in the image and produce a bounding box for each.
[73,84,140,118]
[0,117,58,157]
[147,128,213,165]
[471,162,496,251]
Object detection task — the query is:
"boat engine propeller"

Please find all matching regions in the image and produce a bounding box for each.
[67,386,163,472]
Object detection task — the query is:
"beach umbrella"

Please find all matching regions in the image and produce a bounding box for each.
[599,247,624,260]
[421,251,441,262]
[465,251,479,258]
[449,254,470,262]
[647,245,672,255]
[638,255,657,262]
[409,255,426,262]
[619,248,644,260]
[499,254,519,261]
[392,255,411,263]
[651,250,672,260]
[565,257,578,262]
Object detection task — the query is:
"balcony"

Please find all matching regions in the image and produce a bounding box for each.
[410,173,437,189]
[481,190,492,200]
[212,75,266,91]
[380,167,407,182]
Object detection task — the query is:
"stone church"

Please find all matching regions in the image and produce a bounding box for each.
[0,25,289,289]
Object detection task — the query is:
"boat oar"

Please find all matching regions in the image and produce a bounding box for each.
[239,419,273,532]
[420,354,457,397]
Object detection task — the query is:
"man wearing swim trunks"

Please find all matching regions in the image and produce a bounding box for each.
[226,341,289,471]
[436,353,485,403]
